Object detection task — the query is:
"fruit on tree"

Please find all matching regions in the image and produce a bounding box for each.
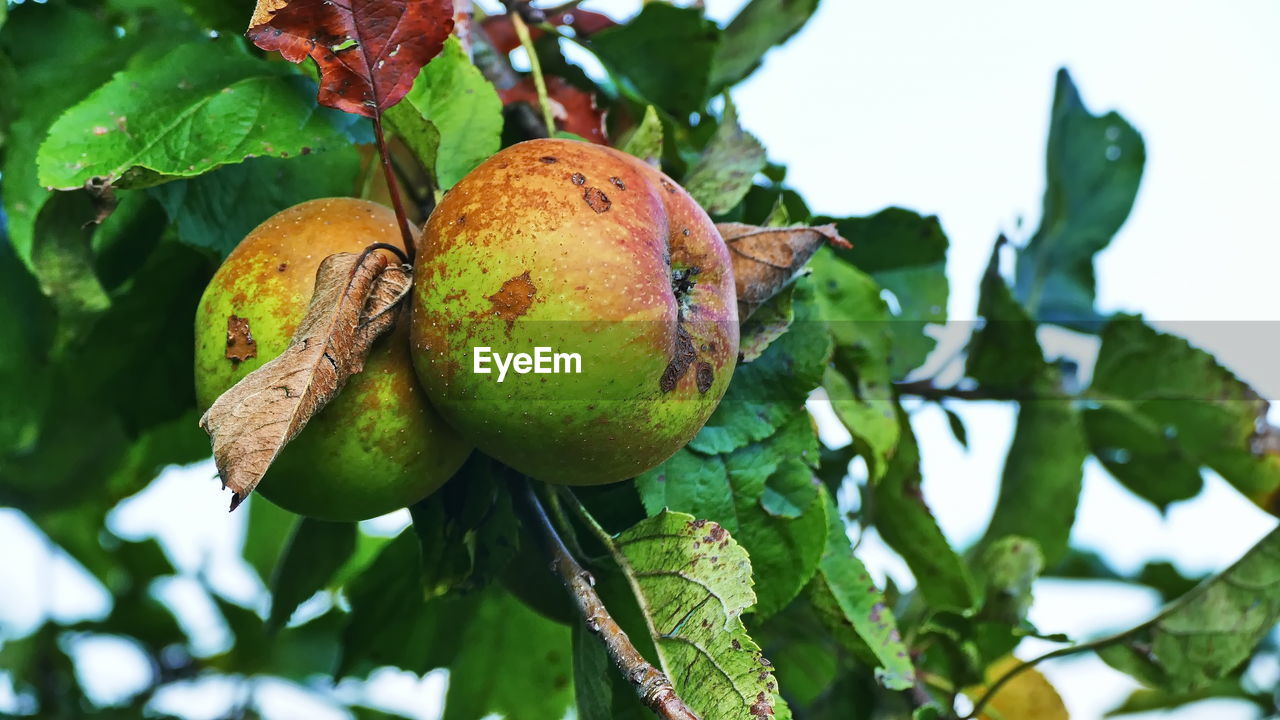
[194,198,471,520]
[410,139,739,485]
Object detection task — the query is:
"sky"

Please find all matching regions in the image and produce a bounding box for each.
[3,1,1280,718]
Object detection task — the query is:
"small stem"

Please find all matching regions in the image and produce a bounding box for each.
[507,5,558,136]
[371,114,417,261]
[894,380,1025,402]
[513,478,701,720]
[962,633,1127,719]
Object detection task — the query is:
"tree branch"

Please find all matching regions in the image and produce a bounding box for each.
[513,478,701,720]
[893,380,1025,402]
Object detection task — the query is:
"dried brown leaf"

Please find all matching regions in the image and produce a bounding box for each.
[717,222,850,321]
[199,249,411,510]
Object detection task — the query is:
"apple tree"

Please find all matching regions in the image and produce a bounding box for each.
[1,1,1278,719]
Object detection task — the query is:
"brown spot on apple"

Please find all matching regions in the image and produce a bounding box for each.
[571,172,586,185]
[609,176,626,190]
[487,271,537,330]
[583,187,611,214]
[696,361,714,393]
[540,156,558,164]
[660,324,696,393]
[225,315,257,363]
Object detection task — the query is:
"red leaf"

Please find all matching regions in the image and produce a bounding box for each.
[248,0,454,117]
[480,9,616,56]
[499,76,608,144]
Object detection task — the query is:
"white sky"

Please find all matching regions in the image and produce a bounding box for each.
[3,1,1280,718]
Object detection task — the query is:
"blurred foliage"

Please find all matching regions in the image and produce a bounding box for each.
[1,1,1277,719]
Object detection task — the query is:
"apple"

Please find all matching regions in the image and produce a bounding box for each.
[194,198,471,520]
[410,139,739,485]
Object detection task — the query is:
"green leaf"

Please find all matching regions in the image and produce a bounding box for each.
[612,511,787,719]
[337,530,472,677]
[712,0,820,89]
[443,589,573,720]
[966,239,1044,390]
[874,410,977,610]
[823,208,950,378]
[409,453,520,598]
[1098,526,1280,692]
[978,389,1086,566]
[1,2,155,265]
[267,518,356,631]
[620,105,665,167]
[809,248,899,479]
[1015,68,1145,326]
[38,40,352,190]
[683,99,767,215]
[0,236,54,455]
[1084,316,1280,509]
[392,36,503,189]
[28,190,109,350]
[976,536,1044,626]
[810,488,915,690]
[572,623,614,720]
[590,4,720,117]
[148,150,363,259]
[242,496,297,586]
[639,412,826,617]
[692,275,831,455]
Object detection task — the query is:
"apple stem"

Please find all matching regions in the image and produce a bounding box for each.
[513,479,702,720]
[506,4,558,137]
[372,113,417,261]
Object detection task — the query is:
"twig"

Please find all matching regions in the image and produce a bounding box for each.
[961,634,1125,719]
[893,380,1024,402]
[504,2,558,136]
[371,115,417,261]
[513,479,701,720]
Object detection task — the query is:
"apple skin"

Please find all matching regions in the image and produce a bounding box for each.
[194,198,471,520]
[410,139,739,485]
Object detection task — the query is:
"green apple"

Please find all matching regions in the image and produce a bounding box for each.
[194,198,471,520]
[410,139,739,485]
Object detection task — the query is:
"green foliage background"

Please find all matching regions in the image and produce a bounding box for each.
[1,1,1277,719]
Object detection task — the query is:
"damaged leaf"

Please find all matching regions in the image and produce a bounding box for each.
[200,249,410,510]
[718,221,849,321]
[248,0,454,117]
[613,511,789,719]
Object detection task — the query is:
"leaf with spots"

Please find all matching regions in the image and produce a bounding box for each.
[808,488,915,690]
[37,41,357,190]
[247,0,454,117]
[684,99,768,215]
[200,249,411,510]
[613,510,789,720]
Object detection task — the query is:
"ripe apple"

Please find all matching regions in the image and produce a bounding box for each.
[410,139,739,485]
[194,198,471,520]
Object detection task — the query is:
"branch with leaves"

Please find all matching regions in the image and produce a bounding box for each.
[514,478,702,720]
